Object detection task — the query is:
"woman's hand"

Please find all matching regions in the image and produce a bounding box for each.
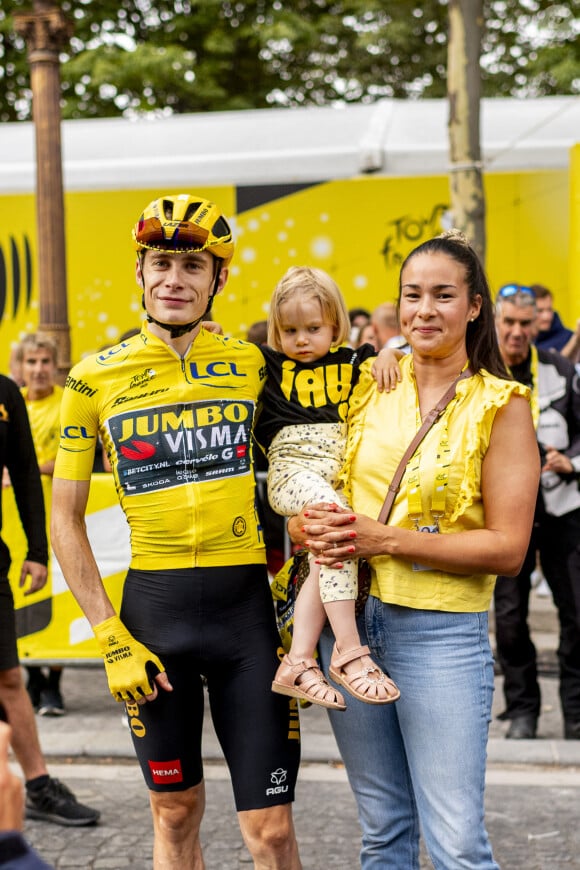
[290,504,395,566]
[287,503,354,562]
[542,445,574,475]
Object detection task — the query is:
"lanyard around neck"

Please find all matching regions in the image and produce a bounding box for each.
[375,365,471,528]
[406,393,459,525]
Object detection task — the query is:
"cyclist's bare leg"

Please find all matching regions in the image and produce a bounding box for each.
[238,804,302,869]
[150,782,205,869]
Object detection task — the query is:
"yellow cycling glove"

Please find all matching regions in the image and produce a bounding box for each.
[93,615,165,703]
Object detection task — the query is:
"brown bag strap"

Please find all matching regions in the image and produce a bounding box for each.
[377,368,472,525]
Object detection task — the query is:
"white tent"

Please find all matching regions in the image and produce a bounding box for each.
[0,96,578,193]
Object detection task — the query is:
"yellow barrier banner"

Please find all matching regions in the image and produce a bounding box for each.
[1,169,575,374]
[4,474,130,663]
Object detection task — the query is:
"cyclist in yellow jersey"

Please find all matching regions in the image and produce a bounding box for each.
[17,333,66,716]
[51,194,302,870]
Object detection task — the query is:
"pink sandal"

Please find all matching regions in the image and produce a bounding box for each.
[329,644,400,705]
[272,655,346,710]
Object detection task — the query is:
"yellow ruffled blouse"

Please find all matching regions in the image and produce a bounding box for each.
[341,355,530,612]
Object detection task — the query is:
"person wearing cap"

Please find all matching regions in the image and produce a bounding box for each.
[493,284,580,739]
[50,195,302,869]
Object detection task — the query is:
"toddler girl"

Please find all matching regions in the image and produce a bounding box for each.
[255,266,401,710]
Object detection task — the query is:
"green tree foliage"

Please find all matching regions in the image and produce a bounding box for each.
[0,0,578,122]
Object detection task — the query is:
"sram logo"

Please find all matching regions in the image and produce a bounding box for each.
[148,759,183,784]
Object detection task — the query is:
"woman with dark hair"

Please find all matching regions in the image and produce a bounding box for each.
[288,231,540,868]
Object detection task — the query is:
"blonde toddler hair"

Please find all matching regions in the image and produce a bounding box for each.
[267,266,350,352]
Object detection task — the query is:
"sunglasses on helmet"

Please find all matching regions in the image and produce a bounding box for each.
[134,217,213,250]
[497,284,535,299]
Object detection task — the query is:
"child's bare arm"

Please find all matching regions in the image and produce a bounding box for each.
[371,347,404,392]
[202,320,224,335]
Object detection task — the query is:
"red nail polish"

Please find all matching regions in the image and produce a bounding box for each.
[349,531,357,538]
[349,515,356,522]
[348,547,355,553]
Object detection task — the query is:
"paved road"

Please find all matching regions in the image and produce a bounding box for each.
[14,588,580,868]
[21,760,580,869]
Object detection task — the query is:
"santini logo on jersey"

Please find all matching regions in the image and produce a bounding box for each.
[64,375,97,397]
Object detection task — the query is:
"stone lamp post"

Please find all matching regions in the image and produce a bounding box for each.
[14,1,73,382]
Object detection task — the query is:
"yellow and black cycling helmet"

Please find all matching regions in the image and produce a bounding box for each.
[132,194,234,267]
[134,194,234,338]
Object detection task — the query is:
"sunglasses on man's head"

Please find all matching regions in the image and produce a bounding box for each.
[135,217,211,250]
[498,284,535,299]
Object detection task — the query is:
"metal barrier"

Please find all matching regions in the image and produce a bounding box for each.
[8,470,291,664]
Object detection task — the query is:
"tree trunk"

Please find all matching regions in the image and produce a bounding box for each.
[447,0,486,262]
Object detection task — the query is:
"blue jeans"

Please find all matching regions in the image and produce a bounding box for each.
[318,597,498,869]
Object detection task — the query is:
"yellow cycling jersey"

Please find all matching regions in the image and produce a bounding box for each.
[22,384,63,472]
[54,324,268,570]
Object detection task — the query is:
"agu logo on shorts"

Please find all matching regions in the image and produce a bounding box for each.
[148,759,183,785]
[266,767,288,796]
